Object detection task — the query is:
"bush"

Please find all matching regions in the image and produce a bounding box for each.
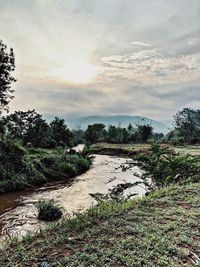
[36,199,62,221]
[0,137,91,194]
[63,163,77,177]
[72,155,91,173]
[0,137,46,193]
[134,144,200,189]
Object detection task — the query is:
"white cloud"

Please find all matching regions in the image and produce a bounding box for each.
[101,48,200,85]
[131,41,152,47]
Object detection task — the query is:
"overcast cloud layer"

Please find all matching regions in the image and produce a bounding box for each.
[0,0,200,122]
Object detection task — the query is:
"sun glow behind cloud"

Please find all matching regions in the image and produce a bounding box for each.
[48,58,100,84]
[1,0,200,120]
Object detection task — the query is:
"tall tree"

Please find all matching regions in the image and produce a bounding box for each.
[107,125,129,143]
[2,110,52,147]
[136,124,153,143]
[50,117,73,147]
[174,108,200,144]
[0,40,16,113]
[85,123,106,144]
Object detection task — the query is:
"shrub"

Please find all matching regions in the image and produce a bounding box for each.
[0,137,46,193]
[63,163,77,177]
[36,199,62,221]
[134,143,200,189]
[74,156,91,173]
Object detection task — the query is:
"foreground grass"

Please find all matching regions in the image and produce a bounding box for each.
[1,183,200,266]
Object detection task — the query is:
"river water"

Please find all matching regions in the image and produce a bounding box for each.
[0,151,145,243]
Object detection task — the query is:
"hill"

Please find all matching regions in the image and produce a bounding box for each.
[68,115,170,134]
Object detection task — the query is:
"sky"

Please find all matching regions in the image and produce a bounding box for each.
[0,0,200,123]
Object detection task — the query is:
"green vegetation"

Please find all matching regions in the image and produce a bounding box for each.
[1,183,200,266]
[0,40,16,114]
[36,199,62,221]
[86,142,200,159]
[134,144,200,189]
[0,138,91,194]
[174,145,200,156]
[84,123,156,145]
[1,110,74,148]
[166,108,200,145]
[91,142,150,152]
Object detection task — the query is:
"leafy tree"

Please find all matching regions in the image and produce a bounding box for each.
[174,108,200,144]
[152,132,164,142]
[106,125,127,143]
[107,125,118,143]
[136,124,153,142]
[85,123,106,144]
[165,130,184,145]
[122,128,129,143]
[0,40,16,113]
[24,116,52,147]
[127,123,137,142]
[2,110,52,147]
[50,117,73,147]
[72,128,85,145]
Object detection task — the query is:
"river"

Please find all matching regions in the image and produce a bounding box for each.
[0,152,145,243]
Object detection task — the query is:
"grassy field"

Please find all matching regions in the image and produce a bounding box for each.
[90,142,200,157]
[174,146,200,156]
[1,183,200,266]
[91,142,150,152]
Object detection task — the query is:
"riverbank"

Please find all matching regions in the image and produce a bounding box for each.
[84,142,151,157]
[86,142,200,157]
[0,143,91,195]
[1,182,200,266]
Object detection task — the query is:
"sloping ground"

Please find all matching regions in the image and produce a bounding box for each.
[1,183,200,266]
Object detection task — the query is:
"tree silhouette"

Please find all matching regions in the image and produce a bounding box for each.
[0,40,16,113]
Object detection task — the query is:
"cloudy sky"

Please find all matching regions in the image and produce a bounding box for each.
[0,0,200,122]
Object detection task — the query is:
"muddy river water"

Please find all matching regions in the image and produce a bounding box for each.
[0,150,145,243]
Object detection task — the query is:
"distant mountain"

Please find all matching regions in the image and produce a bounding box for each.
[67,115,170,134]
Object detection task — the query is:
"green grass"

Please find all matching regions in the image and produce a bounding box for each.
[91,142,150,151]
[0,145,91,194]
[2,183,200,266]
[174,145,200,156]
[90,142,200,158]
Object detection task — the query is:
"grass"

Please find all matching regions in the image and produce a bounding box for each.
[36,199,63,221]
[89,142,200,158]
[1,183,200,266]
[0,144,91,195]
[91,142,150,151]
[83,142,151,157]
[174,145,200,156]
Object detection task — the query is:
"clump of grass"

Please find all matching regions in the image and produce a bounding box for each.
[36,199,62,221]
